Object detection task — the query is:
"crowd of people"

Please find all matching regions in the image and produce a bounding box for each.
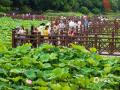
[13,15,120,46]
[15,15,120,36]
[14,15,90,36]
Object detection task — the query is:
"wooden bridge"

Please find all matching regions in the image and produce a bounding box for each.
[8,14,120,56]
[12,33,120,56]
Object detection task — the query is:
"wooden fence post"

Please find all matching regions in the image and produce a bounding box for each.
[94,33,98,49]
[114,20,118,34]
[36,32,40,48]
[12,30,16,48]
[109,32,115,54]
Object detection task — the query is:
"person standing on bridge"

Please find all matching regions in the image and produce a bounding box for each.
[83,15,89,33]
[58,20,65,34]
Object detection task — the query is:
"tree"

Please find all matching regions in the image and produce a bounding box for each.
[110,0,119,12]
[0,0,12,12]
[0,0,12,7]
[0,0,119,13]
[83,0,94,10]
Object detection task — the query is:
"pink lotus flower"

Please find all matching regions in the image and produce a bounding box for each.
[26,79,32,85]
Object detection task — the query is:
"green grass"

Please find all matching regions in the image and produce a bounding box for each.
[43,11,84,17]
[103,12,120,19]
[44,11,119,18]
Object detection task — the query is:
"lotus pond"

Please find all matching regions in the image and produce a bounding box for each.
[0,43,120,90]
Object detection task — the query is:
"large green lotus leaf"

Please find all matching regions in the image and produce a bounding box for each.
[52,68,65,78]
[0,78,9,82]
[32,86,41,90]
[69,84,79,90]
[51,67,70,80]
[87,82,105,90]
[40,54,50,62]
[21,56,36,67]
[58,63,66,67]
[42,70,53,80]
[33,79,48,86]
[9,76,22,83]
[35,61,43,69]
[24,69,36,79]
[108,74,120,81]
[87,58,98,66]
[61,85,71,90]
[103,66,112,74]
[81,67,94,75]
[73,76,90,88]
[0,82,13,90]
[32,86,48,90]
[15,85,32,90]
[50,83,62,90]
[71,44,90,54]
[68,59,86,69]
[49,53,58,60]
[43,63,52,69]
[35,70,43,78]
[15,43,32,54]
[40,43,55,51]
[93,54,103,61]
[90,47,97,52]
[0,42,7,53]
[10,68,25,74]
[0,68,7,76]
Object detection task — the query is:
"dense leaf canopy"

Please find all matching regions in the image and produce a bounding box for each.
[0,43,119,89]
[0,0,120,13]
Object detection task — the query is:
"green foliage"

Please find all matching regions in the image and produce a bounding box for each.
[0,0,120,13]
[0,17,49,48]
[0,42,7,53]
[92,8,101,14]
[0,43,119,90]
[80,6,89,14]
[21,6,32,13]
[0,0,12,7]
[0,5,11,12]
[110,0,119,12]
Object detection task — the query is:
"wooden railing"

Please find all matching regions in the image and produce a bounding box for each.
[12,30,120,56]
[11,18,120,56]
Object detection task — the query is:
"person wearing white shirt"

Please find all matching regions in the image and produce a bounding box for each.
[17,27,26,35]
[16,27,26,46]
[69,20,75,28]
[78,20,82,31]
[37,23,46,35]
[59,21,65,31]
[69,20,77,30]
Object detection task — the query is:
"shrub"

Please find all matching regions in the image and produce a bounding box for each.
[21,6,32,13]
[0,5,11,12]
[0,0,12,7]
[63,4,71,12]
[80,6,89,14]
[45,10,55,13]
[92,8,101,14]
